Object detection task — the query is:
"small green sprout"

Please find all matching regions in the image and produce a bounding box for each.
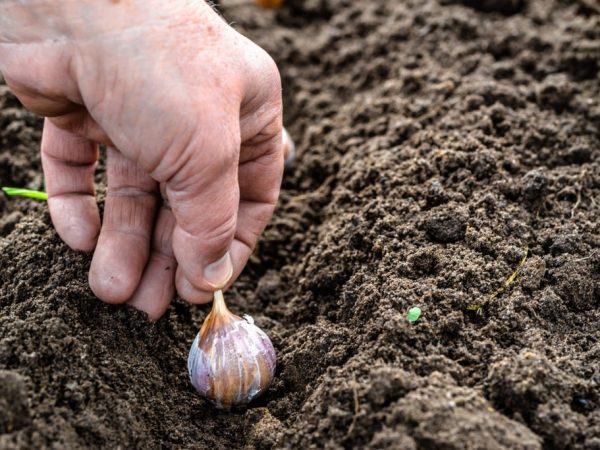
[2,187,48,201]
[407,307,422,323]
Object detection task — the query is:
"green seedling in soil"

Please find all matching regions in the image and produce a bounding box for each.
[2,187,48,201]
[467,244,529,313]
[407,307,422,323]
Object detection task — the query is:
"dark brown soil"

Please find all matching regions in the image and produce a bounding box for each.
[1,0,599,448]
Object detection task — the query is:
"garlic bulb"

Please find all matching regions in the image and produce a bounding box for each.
[187,290,276,409]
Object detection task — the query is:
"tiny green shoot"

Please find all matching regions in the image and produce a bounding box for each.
[2,187,48,201]
[407,307,422,323]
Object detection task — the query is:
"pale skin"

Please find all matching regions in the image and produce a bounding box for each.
[0,0,284,319]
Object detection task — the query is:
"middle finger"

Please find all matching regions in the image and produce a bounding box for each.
[89,147,159,304]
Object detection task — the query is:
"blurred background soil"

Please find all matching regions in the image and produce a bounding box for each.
[1,0,599,448]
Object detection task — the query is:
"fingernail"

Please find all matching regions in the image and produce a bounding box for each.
[203,252,233,289]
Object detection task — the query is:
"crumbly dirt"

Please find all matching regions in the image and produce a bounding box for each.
[1,0,599,449]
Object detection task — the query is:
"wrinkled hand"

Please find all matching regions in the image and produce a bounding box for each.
[0,1,283,319]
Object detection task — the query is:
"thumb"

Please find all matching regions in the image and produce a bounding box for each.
[167,126,240,302]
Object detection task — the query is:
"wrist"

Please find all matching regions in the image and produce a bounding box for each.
[0,0,215,44]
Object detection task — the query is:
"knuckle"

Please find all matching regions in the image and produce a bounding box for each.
[201,132,240,183]
[260,51,281,85]
[152,215,175,257]
[214,130,241,168]
[242,45,282,107]
[107,185,156,199]
[257,53,283,107]
[202,213,237,250]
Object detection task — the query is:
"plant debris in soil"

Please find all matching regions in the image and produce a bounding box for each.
[1,0,599,449]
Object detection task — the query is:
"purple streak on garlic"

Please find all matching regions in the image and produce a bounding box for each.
[187,290,276,409]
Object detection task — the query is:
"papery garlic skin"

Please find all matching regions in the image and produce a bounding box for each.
[188,291,276,409]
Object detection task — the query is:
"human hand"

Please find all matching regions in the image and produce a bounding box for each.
[0,0,284,319]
